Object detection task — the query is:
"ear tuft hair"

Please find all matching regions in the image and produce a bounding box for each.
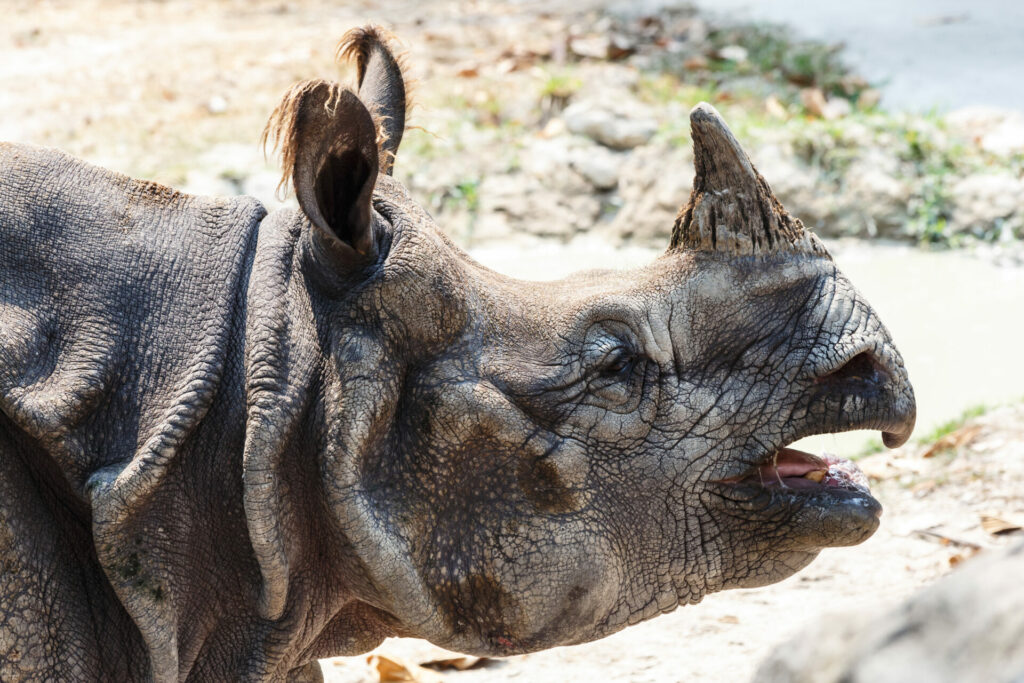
[336,25,416,174]
[336,25,416,117]
[261,79,348,199]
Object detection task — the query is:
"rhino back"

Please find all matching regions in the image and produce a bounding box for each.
[0,142,267,680]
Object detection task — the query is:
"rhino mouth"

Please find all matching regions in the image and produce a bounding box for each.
[718,447,873,495]
[714,444,882,544]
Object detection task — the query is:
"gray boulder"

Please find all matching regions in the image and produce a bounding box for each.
[754,541,1024,683]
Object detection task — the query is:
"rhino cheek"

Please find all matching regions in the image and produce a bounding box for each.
[418,524,624,655]
[367,378,631,653]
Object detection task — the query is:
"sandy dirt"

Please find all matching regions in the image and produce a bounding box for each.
[3,2,1023,681]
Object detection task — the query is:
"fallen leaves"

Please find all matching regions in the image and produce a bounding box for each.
[567,34,636,61]
[682,55,709,71]
[368,655,429,683]
[799,87,852,120]
[980,513,1024,536]
[911,527,982,550]
[921,424,984,458]
[364,652,493,682]
[947,550,980,568]
[764,94,788,120]
[421,656,490,672]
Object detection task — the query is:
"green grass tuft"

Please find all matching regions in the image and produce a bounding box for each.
[921,403,990,444]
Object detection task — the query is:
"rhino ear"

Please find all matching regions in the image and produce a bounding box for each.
[263,80,380,259]
[338,25,410,175]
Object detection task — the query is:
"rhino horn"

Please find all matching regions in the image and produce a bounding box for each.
[669,102,828,258]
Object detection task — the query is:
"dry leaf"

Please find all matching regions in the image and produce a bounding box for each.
[948,551,980,567]
[922,424,983,458]
[368,655,415,682]
[606,34,635,60]
[366,655,443,683]
[800,88,827,118]
[764,95,788,120]
[980,514,1024,535]
[421,656,490,671]
[683,55,708,71]
[454,62,480,78]
[911,528,982,550]
[857,88,881,110]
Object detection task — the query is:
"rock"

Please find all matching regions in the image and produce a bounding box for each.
[474,174,600,242]
[206,95,228,115]
[949,173,1024,233]
[541,117,567,138]
[980,117,1024,156]
[563,101,657,150]
[717,44,748,62]
[753,541,1024,683]
[843,150,912,236]
[520,137,591,193]
[611,144,692,242]
[568,34,635,60]
[521,136,626,192]
[946,106,1024,157]
[821,97,852,120]
[753,144,838,233]
[568,144,625,191]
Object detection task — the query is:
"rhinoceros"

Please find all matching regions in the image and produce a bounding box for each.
[0,26,914,682]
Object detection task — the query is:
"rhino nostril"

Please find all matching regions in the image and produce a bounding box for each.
[816,351,885,387]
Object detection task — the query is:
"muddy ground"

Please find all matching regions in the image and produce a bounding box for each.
[3,2,1023,681]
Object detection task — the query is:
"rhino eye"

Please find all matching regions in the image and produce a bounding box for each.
[599,347,636,378]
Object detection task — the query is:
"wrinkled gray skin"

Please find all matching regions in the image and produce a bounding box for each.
[0,28,915,682]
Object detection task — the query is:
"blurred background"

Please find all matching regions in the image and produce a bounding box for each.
[4,1,1023,681]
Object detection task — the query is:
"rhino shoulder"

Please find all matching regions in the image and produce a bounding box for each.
[1,142,266,484]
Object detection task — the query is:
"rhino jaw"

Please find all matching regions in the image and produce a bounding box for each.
[714,446,882,555]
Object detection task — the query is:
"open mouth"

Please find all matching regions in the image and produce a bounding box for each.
[714,443,883,537]
[718,447,873,500]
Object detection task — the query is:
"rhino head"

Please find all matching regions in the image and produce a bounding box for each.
[254,28,916,659]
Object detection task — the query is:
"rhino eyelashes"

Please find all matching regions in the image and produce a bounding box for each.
[598,346,637,377]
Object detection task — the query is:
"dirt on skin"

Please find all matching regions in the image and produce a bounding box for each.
[3,2,1024,682]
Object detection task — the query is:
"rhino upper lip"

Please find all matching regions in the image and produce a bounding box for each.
[712,412,909,495]
[711,345,915,491]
